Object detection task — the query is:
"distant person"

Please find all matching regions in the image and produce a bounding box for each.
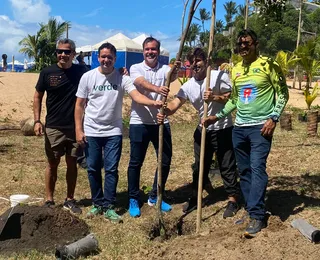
[127,36,180,218]
[76,51,86,65]
[2,54,7,72]
[157,48,240,217]
[74,42,162,223]
[202,29,289,237]
[33,38,88,214]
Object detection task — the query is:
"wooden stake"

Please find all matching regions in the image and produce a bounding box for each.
[196,0,216,234]
[157,0,199,238]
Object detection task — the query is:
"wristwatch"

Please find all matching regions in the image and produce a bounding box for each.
[269,115,279,123]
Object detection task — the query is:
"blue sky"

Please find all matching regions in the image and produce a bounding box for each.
[0,0,244,62]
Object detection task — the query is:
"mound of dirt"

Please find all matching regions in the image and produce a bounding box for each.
[0,205,89,256]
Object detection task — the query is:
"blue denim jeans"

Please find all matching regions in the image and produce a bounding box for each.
[127,124,172,201]
[85,135,122,209]
[232,125,272,220]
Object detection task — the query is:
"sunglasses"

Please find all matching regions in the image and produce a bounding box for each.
[56,49,72,55]
[237,41,254,47]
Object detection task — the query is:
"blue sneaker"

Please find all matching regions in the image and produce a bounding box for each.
[148,197,172,212]
[129,199,141,218]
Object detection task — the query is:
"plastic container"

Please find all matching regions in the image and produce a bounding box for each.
[9,194,30,207]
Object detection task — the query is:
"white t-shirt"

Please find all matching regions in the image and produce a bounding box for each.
[76,68,136,137]
[129,61,170,124]
[177,70,233,131]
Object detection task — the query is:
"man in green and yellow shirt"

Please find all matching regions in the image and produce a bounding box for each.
[203,29,289,237]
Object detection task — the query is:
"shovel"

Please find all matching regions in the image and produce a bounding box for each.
[0,194,43,237]
[0,205,16,237]
[196,0,217,233]
[153,0,198,240]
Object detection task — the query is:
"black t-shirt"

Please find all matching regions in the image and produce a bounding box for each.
[35,63,88,129]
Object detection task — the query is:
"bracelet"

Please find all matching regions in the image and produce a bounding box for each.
[34,120,42,126]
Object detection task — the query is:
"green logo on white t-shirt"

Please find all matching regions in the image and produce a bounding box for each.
[93,84,118,91]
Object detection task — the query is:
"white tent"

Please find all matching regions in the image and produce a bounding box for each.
[76,45,93,54]
[92,33,142,52]
[132,34,170,57]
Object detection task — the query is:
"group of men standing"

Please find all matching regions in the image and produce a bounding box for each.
[33,28,288,237]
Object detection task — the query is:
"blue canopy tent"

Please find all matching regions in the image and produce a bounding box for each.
[90,33,143,70]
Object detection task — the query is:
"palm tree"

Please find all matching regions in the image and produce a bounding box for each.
[199,8,211,33]
[199,30,210,47]
[237,4,245,17]
[40,18,70,43]
[19,18,70,70]
[215,19,224,34]
[224,1,237,30]
[19,32,41,70]
[185,23,201,47]
[275,50,300,78]
[40,18,70,65]
[295,40,320,92]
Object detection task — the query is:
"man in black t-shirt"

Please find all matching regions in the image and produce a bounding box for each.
[33,38,87,214]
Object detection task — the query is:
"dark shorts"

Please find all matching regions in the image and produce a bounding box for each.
[44,128,82,160]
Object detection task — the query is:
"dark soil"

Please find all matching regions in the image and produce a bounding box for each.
[0,205,89,256]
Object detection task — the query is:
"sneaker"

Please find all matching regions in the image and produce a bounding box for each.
[148,198,172,212]
[63,199,82,214]
[223,201,239,219]
[104,208,123,223]
[44,200,55,207]
[182,197,197,213]
[244,218,266,238]
[86,205,103,218]
[129,199,141,218]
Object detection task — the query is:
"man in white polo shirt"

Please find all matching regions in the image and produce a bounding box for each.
[157,48,240,218]
[127,36,180,217]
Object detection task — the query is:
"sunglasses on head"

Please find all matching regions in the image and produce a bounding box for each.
[56,49,72,55]
[237,41,254,46]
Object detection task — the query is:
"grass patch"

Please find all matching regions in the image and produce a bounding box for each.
[0,117,320,259]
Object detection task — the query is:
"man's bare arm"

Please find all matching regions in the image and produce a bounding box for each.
[74,97,87,146]
[33,90,44,136]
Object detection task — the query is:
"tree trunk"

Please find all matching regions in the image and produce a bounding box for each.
[307,110,318,137]
[280,112,292,131]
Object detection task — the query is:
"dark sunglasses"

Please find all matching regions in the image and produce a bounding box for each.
[56,49,72,55]
[237,41,254,47]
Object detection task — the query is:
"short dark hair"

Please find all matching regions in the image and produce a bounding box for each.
[98,42,117,56]
[237,29,258,43]
[187,47,207,63]
[142,37,160,52]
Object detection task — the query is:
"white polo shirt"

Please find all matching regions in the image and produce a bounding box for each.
[177,70,233,131]
[129,61,170,125]
[76,68,136,137]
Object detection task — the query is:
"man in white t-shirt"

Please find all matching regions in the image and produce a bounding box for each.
[74,42,162,223]
[127,37,180,218]
[157,48,240,218]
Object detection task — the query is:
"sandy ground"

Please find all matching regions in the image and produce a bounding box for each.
[0,72,319,124]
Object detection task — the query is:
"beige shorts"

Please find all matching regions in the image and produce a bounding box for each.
[45,128,82,160]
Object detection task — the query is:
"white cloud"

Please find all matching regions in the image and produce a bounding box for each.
[53,16,64,24]
[0,15,36,60]
[83,7,103,18]
[10,0,51,24]
[68,24,121,48]
[0,15,24,35]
